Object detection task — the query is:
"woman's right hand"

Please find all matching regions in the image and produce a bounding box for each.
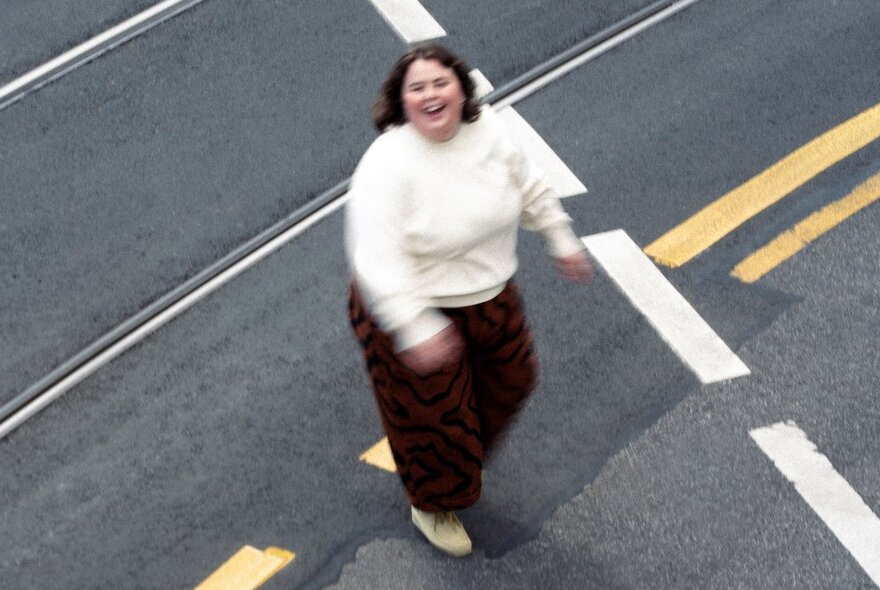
[554,249,594,284]
[399,324,464,376]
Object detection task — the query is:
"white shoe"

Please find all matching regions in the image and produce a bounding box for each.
[411,506,473,557]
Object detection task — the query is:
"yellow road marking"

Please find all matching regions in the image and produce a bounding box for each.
[731,171,880,283]
[195,545,295,590]
[644,102,880,267]
[360,437,397,473]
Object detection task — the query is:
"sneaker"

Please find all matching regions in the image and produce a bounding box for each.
[411,506,473,557]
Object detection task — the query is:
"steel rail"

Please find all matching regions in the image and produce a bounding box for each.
[0,0,703,439]
[0,0,209,112]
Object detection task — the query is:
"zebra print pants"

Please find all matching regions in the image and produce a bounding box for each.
[349,281,538,512]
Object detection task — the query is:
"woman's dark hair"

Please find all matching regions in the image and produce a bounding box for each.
[372,43,481,132]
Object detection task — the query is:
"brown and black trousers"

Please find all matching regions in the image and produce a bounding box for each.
[348,281,538,512]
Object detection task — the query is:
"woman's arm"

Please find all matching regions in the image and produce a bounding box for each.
[505,128,593,283]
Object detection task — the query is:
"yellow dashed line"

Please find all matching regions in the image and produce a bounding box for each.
[195,545,295,590]
[731,171,880,283]
[360,437,397,473]
[644,102,880,267]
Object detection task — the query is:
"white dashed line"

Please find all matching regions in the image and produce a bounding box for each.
[751,421,880,585]
[367,0,446,43]
[582,229,750,384]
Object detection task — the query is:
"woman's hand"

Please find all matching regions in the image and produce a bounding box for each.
[555,250,594,284]
[399,324,464,376]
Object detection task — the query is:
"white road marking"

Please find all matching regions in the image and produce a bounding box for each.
[0,0,208,111]
[498,107,587,198]
[469,69,495,101]
[470,69,587,198]
[367,0,446,43]
[751,421,880,585]
[582,229,750,384]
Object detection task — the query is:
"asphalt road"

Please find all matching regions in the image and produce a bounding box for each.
[0,0,157,82]
[1,0,878,588]
[0,0,660,411]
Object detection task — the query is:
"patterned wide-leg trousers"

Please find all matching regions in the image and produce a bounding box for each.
[349,281,538,512]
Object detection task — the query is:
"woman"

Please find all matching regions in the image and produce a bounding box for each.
[346,43,592,557]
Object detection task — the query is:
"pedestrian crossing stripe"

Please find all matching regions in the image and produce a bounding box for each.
[751,422,880,585]
[367,0,446,43]
[470,69,588,199]
[583,229,749,384]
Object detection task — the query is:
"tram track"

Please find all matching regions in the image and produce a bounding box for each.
[0,0,209,112]
[0,0,703,439]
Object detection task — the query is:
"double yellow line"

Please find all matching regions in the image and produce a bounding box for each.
[645,102,880,281]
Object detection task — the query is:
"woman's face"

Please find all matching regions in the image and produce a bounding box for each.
[401,58,465,142]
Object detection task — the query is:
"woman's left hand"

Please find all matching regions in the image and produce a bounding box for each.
[554,250,594,284]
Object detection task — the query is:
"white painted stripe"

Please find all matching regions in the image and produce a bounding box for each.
[0,0,207,111]
[470,69,587,198]
[469,69,495,101]
[367,0,446,43]
[750,421,880,585]
[0,196,349,439]
[494,0,704,110]
[582,229,750,383]
[498,108,587,198]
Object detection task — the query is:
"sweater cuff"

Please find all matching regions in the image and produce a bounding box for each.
[394,309,452,352]
[543,224,586,258]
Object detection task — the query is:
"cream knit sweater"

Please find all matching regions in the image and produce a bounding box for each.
[345,107,584,351]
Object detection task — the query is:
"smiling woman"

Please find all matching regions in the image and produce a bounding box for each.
[345,42,593,558]
[401,58,466,142]
[371,43,481,135]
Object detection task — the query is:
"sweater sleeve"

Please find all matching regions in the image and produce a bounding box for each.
[346,138,451,351]
[513,147,586,258]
